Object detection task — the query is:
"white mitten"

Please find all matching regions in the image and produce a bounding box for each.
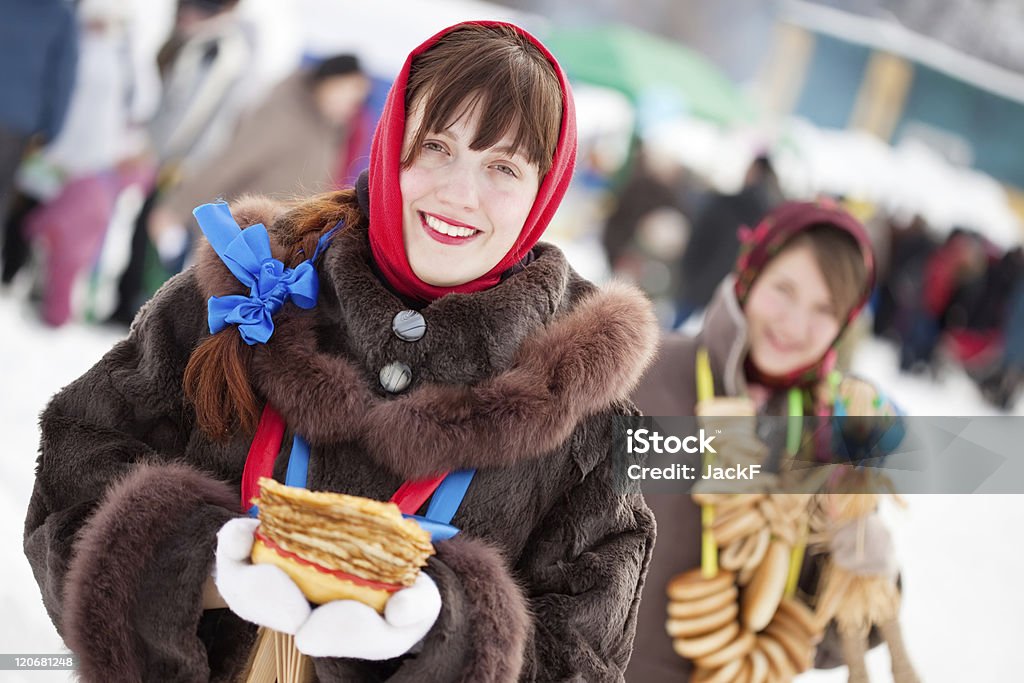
[214,517,312,634]
[295,573,442,660]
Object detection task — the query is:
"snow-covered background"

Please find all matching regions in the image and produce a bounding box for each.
[1,274,1022,681]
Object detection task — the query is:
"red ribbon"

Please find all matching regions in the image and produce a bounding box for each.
[390,474,448,514]
[240,404,287,511]
[241,404,448,514]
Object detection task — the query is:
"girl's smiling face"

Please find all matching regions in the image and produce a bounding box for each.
[743,243,842,377]
[399,101,541,287]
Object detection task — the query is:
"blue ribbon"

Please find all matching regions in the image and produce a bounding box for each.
[193,202,339,345]
[404,468,476,541]
[277,432,475,542]
[285,435,311,488]
[245,435,313,518]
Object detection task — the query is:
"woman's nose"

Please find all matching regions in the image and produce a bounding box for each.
[435,163,480,211]
[793,307,814,342]
[778,306,810,345]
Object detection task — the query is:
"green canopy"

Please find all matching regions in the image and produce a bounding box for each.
[545,23,759,126]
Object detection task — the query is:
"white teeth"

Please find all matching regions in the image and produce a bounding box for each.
[424,214,476,238]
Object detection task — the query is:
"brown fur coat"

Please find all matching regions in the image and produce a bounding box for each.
[24,198,659,682]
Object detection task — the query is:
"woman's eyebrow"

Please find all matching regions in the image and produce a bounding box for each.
[490,144,526,158]
[432,125,529,160]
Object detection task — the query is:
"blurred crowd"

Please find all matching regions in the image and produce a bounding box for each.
[602,145,1024,411]
[873,218,1024,408]
[0,0,371,326]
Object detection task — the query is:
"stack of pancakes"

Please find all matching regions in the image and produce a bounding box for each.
[250,477,434,612]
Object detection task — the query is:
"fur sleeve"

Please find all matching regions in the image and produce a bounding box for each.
[23,270,254,681]
[62,463,242,681]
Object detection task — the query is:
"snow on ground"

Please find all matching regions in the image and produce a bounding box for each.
[0,294,123,682]
[0,289,1021,681]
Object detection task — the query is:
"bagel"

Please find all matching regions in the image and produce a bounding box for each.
[774,597,819,639]
[764,618,813,672]
[758,634,796,680]
[712,499,762,530]
[738,556,758,587]
[667,569,736,601]
[713,509,765,547]
[741,527,771,577]
[694,657,745,683]
[673,620,740,660]
[741,540,790,631]
[666,602,738,638]
[667,585,738,618]
[720,531,758,571]
[747,648,769,683]
[696,628,757,670]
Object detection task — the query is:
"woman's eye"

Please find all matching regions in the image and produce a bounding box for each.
[493,163,517,178]
[773,282,794,297]
[423,141,446,153]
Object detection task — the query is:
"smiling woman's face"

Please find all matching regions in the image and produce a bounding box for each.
[398,101,541,287]
[744,243,842,377]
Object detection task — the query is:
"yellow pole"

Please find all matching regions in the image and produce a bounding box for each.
[696,349,718,578]
[849,50,914,141]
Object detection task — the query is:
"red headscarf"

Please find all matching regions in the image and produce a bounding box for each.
[733,198,876,388]
[367,21,578,304]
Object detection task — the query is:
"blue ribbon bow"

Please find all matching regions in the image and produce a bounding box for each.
[193,202,338,345]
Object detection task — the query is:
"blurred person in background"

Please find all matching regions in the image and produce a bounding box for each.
[982,268,1024,409]
[673,153,783,328]
[603,138,688,271]
[899,228,992,373]
[0,0,77,238]
[602,140,692,324]
[2,0,157,326]
[963,246,1024,409]
[872,214,937,345]
[630,200,908,681]
[145,54,371,271]
[147,0,252,169]
[109,0,254,325]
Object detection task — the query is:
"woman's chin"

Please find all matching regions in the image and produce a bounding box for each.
[750,351,803,379]
[410,264,473,288]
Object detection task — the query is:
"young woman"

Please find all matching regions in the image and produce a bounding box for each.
[24,22,659,682]
[628,199,899,681]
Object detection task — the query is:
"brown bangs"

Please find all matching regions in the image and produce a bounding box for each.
[402,24,563,176]
[788,225,869,319]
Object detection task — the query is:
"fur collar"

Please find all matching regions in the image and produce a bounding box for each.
[699,275,750,397]
[196,198,659,479]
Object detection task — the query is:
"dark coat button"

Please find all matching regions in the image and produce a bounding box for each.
[392,310,426,341]
[380,361,412,393]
